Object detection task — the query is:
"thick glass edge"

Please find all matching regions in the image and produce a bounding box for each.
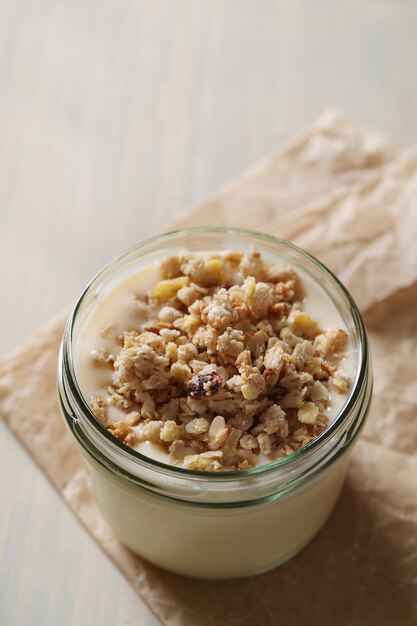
[61,226,370,482]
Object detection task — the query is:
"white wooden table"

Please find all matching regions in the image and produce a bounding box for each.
[1,1,417,624]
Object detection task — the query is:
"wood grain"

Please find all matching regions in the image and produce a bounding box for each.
[1,1,417,624]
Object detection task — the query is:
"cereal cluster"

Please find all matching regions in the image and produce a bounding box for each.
[90,250,350,471]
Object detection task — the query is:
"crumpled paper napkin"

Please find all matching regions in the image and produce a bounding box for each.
[1,110,416,626]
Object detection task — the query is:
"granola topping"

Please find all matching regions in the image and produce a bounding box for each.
[83,250,352,471]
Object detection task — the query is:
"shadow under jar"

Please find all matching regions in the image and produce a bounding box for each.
[58,227,372,579]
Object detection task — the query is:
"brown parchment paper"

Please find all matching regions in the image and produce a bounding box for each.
[1,110,417,626]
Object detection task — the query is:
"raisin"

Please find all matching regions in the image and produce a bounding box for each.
[186,371,224,399]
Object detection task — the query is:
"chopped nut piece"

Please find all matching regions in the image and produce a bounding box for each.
[159,398,179,420]
[137,420,163,443]
[257,432,272,455]
[165,341,178,361]
[309,380,330,403]
[182,257,224,287]
[314,328,348,357]
[280,327,303,347]
[298,402,320,424]
[259,405,289,436]
[153,277,189,301]
[183,451,223,471]
[203,293,239,330]
[240,250,265,280]
[169,439,186,461]
[236,350,266,400]
[246,280,272,319]
[264,341,284,368]
[331,368,351,394]
[216,327,245,363]
[177,342,198,362]
[108,419,136,446]
[292,338,314,364]
[160,255,182,279]
[241,373,266,400]
[177,284,208,306]
[185,417,210,435]
[266,266,303,295]
[208,415,228,450]
[192,325,218,353]
[240,433,258,450]
[159,328,180,342]
[281,389,304,409]
[158,306,183,323]
[288,310,319,339]
[222,427,242,461]
[170,361,192,382]
[160,420,181,442]
[90,395,108,424]
[133,390,155,419]
[126,411,141,425]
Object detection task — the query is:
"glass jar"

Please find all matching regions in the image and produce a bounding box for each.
[58,227,372,579]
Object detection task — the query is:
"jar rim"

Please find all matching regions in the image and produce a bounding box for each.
[61,226,369,485]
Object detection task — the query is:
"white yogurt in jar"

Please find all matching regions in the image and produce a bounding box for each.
[74,255,355,467]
